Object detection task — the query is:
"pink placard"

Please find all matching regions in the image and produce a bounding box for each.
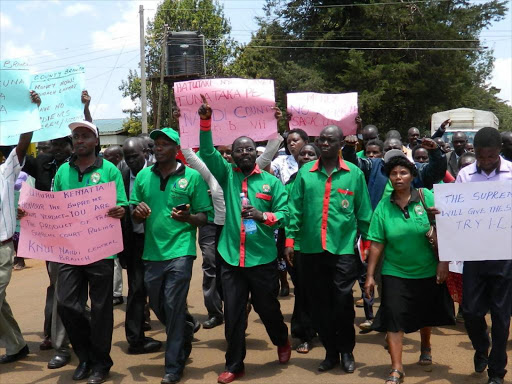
[174,78,277,148]
[17,182,123,265]
[287,92,358,136]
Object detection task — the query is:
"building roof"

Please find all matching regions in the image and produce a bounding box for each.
[95,118,125,135]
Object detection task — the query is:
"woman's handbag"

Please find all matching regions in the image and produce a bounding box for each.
[418,188,439,258]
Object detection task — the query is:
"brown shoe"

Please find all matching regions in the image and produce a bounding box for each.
[40,336,53,351]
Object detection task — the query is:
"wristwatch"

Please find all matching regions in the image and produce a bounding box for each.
[262,213,268,222]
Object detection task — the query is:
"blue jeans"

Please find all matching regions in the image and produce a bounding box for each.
[144,256,194,375]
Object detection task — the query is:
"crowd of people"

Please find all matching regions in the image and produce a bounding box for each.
[0,90,511,384]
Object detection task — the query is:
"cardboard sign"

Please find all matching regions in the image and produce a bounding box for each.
[31,66,85,142]
[0,59,41,145]
[17,182,123,265]
[434,180,512,261]
[287,92,358,136]
[174,78,277,148]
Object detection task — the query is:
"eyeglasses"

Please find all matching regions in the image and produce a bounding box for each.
[233,147,255,154]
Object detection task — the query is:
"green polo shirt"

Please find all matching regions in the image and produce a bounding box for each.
[368,188,437,279]
[53,156,128,260]
[287,157,373,255]
[130,162,211,261]
[357,150,366,159]
[199,120,289,268]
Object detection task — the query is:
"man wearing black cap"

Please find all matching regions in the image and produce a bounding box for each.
[131,128,212,384]
[53,120,128,384]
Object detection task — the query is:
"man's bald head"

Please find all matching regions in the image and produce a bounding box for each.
[407,127,420,146]
[362,125,379,144]
[103,145,123,166]
[123,137,146,174]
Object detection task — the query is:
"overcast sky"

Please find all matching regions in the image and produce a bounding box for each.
[1,0,510,121]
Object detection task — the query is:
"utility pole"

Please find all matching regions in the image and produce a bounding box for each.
[156,26,166,130]
[139,4,148,134]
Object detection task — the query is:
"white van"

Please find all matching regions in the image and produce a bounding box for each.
[431,108,499,143]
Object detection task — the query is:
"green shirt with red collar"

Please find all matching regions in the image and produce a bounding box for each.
[53,155,128,260]
[129,162,212,261]
[286,157,373,255]
[199,118,289,268]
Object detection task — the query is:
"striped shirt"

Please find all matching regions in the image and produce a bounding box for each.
[0,149,24,241]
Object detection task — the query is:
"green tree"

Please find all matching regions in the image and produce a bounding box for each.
[119,0,234,135]
[231,0,511,135]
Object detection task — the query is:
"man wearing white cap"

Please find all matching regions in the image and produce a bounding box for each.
[53,120,128,384]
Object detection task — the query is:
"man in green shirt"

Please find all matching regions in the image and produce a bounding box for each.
[53,121,128,384]
[198,97,291,384]
[284,125,373,375]
[356,124,379,159]
[130,128,211,384]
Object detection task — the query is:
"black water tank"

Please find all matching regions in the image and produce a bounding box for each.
[166,31,205,77]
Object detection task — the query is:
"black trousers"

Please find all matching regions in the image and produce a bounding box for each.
[221,258,288,373]
[57,259,114,373]
[463,260,512,379]
[290,251,316,343]
[124,233,147,347]
[302,252,360,359]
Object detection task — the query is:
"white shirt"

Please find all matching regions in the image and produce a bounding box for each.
[271,154,298,184]
[456,157,512,183]
[0,149,24,241]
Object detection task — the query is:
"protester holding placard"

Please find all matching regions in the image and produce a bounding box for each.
[198,96,291,384]
[52,121,127,384]
[364,151,454,384]
[284,125,372,375]
[454,127,512,384]
[130,127,212,384]
[22,90,91,369]
[0,91,39,364]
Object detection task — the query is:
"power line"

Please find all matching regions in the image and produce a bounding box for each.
[243,45,485,51]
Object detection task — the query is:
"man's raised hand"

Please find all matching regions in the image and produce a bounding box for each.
[198,94,212,120]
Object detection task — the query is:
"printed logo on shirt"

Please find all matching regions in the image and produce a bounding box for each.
[262,184,271,193]
[90,172,101,184]
[414,205,424,215]
[341,199,350,209]
[178,178,188,189]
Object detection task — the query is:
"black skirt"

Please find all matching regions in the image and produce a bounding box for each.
[372,275,455,333]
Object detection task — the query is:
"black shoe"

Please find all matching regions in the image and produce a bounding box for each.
[193,318,201,333]
[279,285,290,297]
[0,345,29,364]
[202,316,223,329]
[113,296,124,306]
[474,350,489,373]
[72,362,91,381]
[48,353,70,369]
[87,371,108,384]
[161,373,181,384]
[488,378,504,384]
[128,337,162,354]
[341,352,355,373]
[318,358,339,372]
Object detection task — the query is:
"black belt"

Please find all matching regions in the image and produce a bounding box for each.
[1,238,13,246]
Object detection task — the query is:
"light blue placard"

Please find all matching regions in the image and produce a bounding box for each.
[0,59,42,145]
[30,65,86,143]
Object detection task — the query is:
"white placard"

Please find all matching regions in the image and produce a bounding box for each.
[434,180,512,261]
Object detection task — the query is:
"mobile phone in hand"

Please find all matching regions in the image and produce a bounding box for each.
[175,203,188,211]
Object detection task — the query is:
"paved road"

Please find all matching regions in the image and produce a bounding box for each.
[1,258,509,384]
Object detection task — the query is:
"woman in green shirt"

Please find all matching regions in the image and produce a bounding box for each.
[364,154,454,384]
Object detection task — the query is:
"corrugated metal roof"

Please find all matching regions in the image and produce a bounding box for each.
[95,118,125,134]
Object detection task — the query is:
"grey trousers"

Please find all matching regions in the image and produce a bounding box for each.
[0,242,25,355]
[198,224,223,318]
[47,262,70,355]
[113,259,123,298]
